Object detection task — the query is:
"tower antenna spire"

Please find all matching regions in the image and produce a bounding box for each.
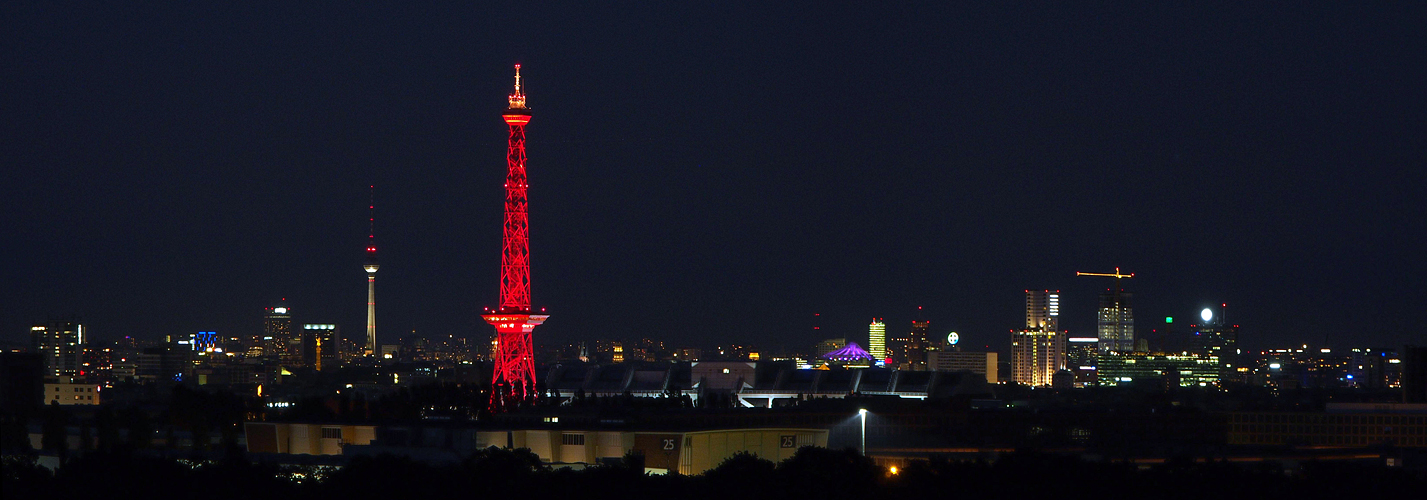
[363,185,379,357]
[508,64,527,109]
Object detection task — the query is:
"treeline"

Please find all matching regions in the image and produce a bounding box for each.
[5,446,1423,500]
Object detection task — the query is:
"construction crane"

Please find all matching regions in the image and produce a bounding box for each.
[1077,267,1135,352]
[1076,267,1134,290]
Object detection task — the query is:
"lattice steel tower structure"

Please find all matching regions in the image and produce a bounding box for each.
[484,64,547,410]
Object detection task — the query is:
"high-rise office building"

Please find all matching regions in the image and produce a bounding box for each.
[1025,290,1060,331]
[1012,290,1066,387]
[899,319,931,370]
[814,338,847,359]
[31,319,85,378]
[262,303,294,363]
[868,319,886,363]
[1189,304,1240,382]
[1097,290,1134,353]
[1065,337,1099,386]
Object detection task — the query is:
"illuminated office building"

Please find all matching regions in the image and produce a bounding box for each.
[814,338,847,359]
[1025,290,1059,331]
[928,350,998,384]
[1188,305,1241,382]
[900,320,930,371]
[1065,337,1099,386]
[261,303,294,362]
[1097,290,1134,353]
[1012,329,1065,387]
[31,319,85,378]
[1011,291,1065,387]
[868,319,886,363]
[190,331,219,353]
[1097,352,1219,388]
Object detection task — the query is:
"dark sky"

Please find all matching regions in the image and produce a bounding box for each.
[4,2,1425,354]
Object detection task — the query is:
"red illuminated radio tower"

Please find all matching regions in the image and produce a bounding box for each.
[484,64,546,410]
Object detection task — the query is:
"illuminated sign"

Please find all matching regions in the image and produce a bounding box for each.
[946,332,959,345]
[274,307,288,314]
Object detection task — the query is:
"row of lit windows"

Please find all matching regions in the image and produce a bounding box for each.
[52,395,94,401]
[1231,414,1426,426]
[1235,434,1426,447]
[1232,424,1426,435]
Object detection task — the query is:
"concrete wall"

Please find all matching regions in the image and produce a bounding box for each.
[243,423,376,455]
[679,428,829,475]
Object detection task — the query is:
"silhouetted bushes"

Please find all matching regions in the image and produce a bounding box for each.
[4,446,1422,500]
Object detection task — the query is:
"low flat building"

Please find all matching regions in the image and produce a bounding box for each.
[1227,404,1427,448]
[1097,352,1219,387]
[43,378,100,405]
[247,421,826,475]
[244,422,378,455]
[928,351,998,384]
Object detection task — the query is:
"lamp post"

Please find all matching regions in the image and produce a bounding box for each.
[858,408,868,455]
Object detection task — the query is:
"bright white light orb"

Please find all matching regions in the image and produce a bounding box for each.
[1200,308,1213,322]
[947,332,959,345]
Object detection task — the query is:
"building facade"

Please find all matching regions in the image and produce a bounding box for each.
[1097,290,1134,353]
[814,338,847,359]
[43,378,101,406]
[1012,291,1065,386]
[868,319,886,363]
[928,350,998,384]
[1065,337,1099,386]
[897,320,931,371]
[261,304,293,361]
[31,319,84,378]
[1097,352,1219,388]
[1188,306,1240,382]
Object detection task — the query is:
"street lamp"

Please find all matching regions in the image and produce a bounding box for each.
[858,408,868,455]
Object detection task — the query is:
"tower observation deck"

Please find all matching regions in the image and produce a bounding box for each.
[484,64,546,411]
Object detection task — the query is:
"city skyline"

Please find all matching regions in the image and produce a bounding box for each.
[6,3,1424,353]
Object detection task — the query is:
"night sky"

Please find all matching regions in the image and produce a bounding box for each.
[5,3,1425,354]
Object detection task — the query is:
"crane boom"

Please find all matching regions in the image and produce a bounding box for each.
[1077,267,1135,352]
[1076,267,1134,279]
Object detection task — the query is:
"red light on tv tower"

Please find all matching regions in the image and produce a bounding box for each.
[484,64,546,412]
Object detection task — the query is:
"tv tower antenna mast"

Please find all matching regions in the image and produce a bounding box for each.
[484,64,546,411]
[364,185,379,357]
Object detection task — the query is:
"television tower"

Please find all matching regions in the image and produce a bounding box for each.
[364,186,379,357]
[484,64,547,410]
